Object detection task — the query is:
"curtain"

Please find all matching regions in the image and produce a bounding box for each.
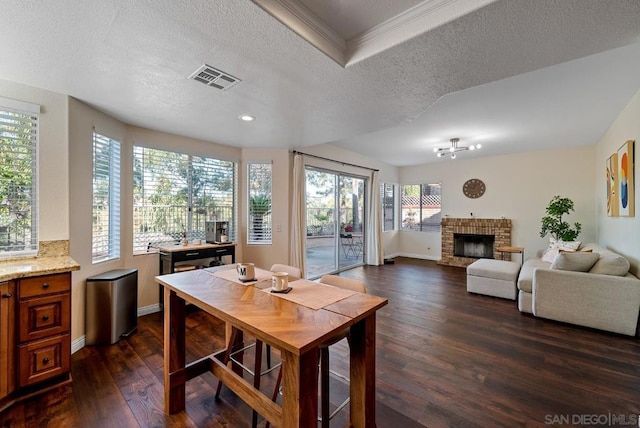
[366,170,384,265]
[290,153,306,277]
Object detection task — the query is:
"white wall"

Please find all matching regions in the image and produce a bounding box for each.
[595,88,640,276]
[400,146,597,261]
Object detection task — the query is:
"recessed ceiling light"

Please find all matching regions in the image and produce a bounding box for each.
[239,115,255,122]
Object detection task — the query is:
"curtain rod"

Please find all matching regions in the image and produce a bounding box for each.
[292,150,379,172]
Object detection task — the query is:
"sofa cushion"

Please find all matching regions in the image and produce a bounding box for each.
[551,252,600,272]
[589,253,631,276]
[518,259,551,292]
[467,259,521,282]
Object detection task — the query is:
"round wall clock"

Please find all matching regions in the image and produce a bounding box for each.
[463,178,486,199]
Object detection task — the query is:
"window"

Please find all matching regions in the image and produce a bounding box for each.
[381,183,395,231]
[92,132,121,263]
[0,98,38,257]
[133,146,237,253]
[401,183,441,231]
[247,162,272,244]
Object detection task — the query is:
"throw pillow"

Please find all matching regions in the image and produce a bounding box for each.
[589,254,631,276]
[549,237,582,251]
[541,247,561,263]
[551,252,600,272]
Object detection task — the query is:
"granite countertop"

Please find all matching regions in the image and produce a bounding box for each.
[0,256,80,282]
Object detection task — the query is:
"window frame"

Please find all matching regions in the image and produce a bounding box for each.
[400,183,442,232]
[381,182,396,231]
[132,146,238,254]
[0,97,39,258]
[92,131,121,264]
[247,161,273,245]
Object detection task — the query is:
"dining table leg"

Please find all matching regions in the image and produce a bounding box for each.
[164,287,186,414]
[281,347,319,428]
[349,313,377,427]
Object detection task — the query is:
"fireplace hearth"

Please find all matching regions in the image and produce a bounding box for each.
[439,218,511,267]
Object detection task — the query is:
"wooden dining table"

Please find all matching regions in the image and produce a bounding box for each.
[156,265,388,427]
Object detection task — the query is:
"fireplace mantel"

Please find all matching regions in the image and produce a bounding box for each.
[439,218,512,267]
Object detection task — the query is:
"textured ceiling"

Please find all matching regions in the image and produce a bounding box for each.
[0,0,639,166]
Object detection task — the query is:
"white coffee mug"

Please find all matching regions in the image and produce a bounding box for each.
[236,263,255,281]
[271,272,289,291]
[220,234,228,243]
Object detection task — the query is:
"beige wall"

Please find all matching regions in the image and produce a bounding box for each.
[595,88,640,276]
[240,148,292,269]
[400,146,597,261]
[68,98,128,345]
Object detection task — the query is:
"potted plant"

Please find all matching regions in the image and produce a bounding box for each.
[249,195,271,239]
[539,195,582,241]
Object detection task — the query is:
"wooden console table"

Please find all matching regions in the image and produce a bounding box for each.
[496,246,524,264]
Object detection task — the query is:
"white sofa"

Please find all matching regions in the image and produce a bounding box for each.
[517,243,640,336]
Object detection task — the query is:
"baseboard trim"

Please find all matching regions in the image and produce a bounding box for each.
[71,336,85,355]
[138,304,161,316]
[395,252,440,261]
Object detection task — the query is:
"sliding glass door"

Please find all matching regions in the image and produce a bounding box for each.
[305,168,366,279]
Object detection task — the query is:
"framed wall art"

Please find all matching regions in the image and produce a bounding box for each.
[617,140,635,217]
[606,152,618,217]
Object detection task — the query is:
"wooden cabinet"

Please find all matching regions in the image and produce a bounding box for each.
[0,280,16,402]
[16,272,71,388]
[0,272,72,411]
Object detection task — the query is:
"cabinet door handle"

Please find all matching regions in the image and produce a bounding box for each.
[42,283,50,289]
[42,315,50,321]
[42,357,50,364]
[1,293,11,298]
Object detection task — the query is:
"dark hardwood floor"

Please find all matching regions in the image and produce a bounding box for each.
[2,258,639,427]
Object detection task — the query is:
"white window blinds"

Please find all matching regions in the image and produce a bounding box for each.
[92,132,121,263]
[0,98,39,256]
[381,183,395,231]
[248,162,272,244]
[133,146,237,253]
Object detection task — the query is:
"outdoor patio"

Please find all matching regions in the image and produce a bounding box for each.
[306,235,364,278]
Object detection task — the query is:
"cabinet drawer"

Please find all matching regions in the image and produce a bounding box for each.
[19,293,70,343]
[207,246,234,258]
[171,250,207,262]
[18,334,70,387]
[19,273,70,299]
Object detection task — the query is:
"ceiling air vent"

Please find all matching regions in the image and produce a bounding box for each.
[188,64,240,91]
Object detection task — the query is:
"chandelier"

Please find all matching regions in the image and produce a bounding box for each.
[433,138,481,159]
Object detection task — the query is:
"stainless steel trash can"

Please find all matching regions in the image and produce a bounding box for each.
[86,269,138,345]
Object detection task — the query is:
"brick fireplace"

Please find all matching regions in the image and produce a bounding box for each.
[439,218,512,267]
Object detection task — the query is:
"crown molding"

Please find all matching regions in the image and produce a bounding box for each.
[345,0,497,66]
[252,0,497,68]
[252,0,346,66]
